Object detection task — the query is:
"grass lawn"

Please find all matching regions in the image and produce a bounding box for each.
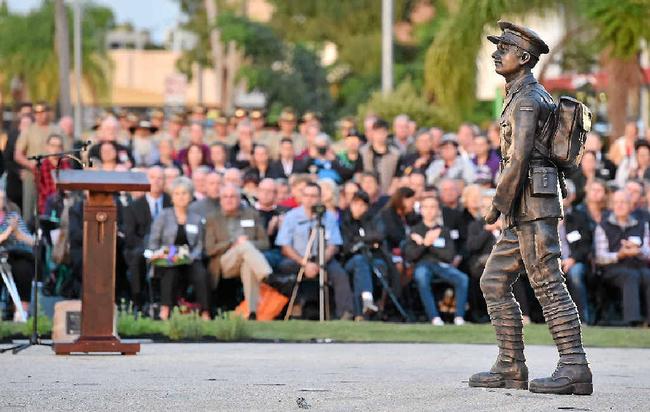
[2,314,649,348]
[246,321,650,348]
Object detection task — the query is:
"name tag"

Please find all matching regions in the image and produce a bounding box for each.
[566,230,582,244]
[433,238,446,248]
[240,219,255,228]
[185,224,199,235]
[450,229,459,240]
[629,236,642,246]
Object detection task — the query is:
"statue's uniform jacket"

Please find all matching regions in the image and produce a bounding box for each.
[492,72,560,228]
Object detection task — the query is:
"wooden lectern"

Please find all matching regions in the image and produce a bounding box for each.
[52,170,149,355]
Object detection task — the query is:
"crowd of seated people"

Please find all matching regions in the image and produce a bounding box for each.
[2,101,650,327]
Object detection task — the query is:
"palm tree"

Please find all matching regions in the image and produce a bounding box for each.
[424,0,649,138]
[0,1,114,108]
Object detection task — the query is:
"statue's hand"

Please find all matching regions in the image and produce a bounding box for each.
[484,205,501,225]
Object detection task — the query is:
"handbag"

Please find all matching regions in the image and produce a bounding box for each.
[234,283,289,321]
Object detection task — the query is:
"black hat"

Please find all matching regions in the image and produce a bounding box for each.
[351,190,370,205]
[635,139,650,152]
[487,20,549,58]
[129,120,158,134]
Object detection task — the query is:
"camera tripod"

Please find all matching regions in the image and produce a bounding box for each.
[359,245,412,322]
[284,215,330,322]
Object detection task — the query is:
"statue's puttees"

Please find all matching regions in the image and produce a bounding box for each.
[468,21,592,395]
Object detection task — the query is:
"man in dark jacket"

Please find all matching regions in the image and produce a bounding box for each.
[340,191,399,318]
[123,166,171,309]
[594,190,650,326]
[559,180,593,324]
[403,195,468,326]
[470,21,591,395]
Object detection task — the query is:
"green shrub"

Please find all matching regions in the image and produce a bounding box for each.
[213,312,249,342]
[166,307,205,341]
[25,314,52,337]
[357,78,455,131]
[118,311,165,337]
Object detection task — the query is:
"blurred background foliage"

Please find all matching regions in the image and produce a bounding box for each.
[0,0,647,136]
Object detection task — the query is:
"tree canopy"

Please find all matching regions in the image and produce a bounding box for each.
[0,0,115,105]
[424,0,650,132]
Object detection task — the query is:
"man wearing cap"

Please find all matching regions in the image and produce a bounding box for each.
[157,113,190,151]
[150,109,165,131]
[190,105,207,125]
[250,109,269,141]
[14,102,65,224]
[424,133,476,187]
[262,108,306,160]
[469,21,592,395]
[130,120,160,167]
[212,116,232,145]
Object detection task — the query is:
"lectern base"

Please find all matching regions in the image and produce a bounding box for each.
[53,336,140,355]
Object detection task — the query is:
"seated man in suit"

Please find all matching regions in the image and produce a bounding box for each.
[268,138,305,179]
[123,166,171,310]
[594,190,650,326]
[204,184,272,320]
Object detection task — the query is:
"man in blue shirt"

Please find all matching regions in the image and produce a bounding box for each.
[276,182,354,319]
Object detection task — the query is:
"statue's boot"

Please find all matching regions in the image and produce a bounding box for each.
[529,268,592,395]
[469,319,528,390]
[529,356,592,395]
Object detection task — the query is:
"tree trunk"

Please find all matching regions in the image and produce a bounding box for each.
[602,50,642,142]
[55,0,72,116]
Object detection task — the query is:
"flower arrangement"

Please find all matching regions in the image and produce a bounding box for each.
[151,245,192,267]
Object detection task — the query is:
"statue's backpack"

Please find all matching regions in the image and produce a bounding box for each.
[539,96,592,169]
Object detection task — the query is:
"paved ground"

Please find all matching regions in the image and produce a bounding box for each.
[1,342,648,411]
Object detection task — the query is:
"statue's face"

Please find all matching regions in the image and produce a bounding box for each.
[491,42,522,77]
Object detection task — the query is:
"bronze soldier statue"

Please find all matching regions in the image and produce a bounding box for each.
[468,21,592,395]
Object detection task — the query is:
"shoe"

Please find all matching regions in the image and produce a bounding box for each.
[339,311,354,321]
[469,358,529,390]
[454,316,465,326]
[362,296,378,315]
[248,312,257,321]
[354,315,365,322]
[13,311,27,323]
[432,317,444,326]
[529,362,592,395]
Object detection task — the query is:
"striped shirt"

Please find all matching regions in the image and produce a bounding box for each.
[0,211,33,253]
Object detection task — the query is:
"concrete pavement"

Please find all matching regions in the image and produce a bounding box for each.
[1,343,649,411]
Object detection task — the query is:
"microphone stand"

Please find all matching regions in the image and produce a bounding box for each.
[1,142,90,354]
